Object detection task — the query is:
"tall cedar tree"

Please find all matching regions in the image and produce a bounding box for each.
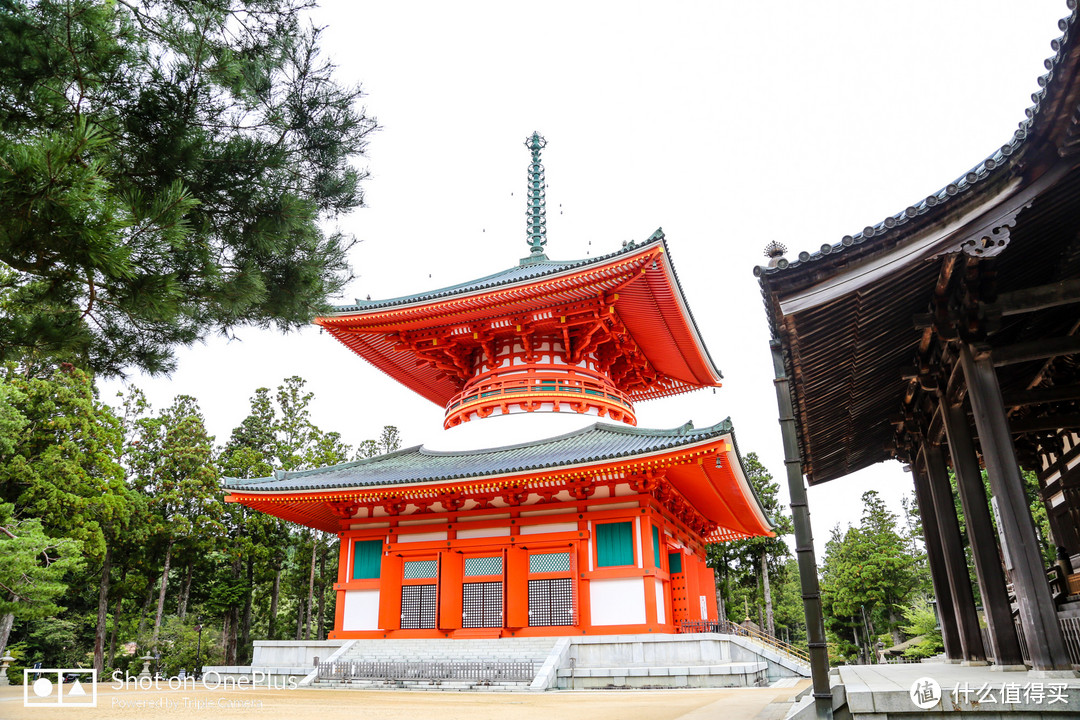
[0,365,129,667]
[129,395,221,652]
[0,0,376,376]
[820,490,921,658]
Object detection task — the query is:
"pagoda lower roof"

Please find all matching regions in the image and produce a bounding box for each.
[225,420,735,493]
[223,420,774,542]
[315,232,722,406]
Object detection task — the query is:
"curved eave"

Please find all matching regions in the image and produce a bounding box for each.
[755,7,1080,307]
[316,236,722,407]
[668,435,774,543]
[225,432,772,541]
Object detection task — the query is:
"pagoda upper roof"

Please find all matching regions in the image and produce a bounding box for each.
[316,231,723,406]
[336,253,628,313]
[224,419,774,543]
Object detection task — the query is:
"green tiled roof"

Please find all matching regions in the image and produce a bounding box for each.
[333,234,662,313]
[223,418,733,493]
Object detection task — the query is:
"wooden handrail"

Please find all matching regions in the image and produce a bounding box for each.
[678,619,810,664]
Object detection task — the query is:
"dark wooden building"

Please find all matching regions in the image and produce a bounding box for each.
[757,6,1080,676]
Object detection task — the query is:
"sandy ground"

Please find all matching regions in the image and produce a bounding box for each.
[0,680,811,720]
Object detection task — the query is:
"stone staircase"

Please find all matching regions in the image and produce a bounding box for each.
[315,637,561,691]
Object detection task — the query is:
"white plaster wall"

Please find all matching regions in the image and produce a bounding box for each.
[589,578,647,626]
[456,526,511,539]
[655,581,666,625]
[519,522,577,535]
[397,531,448,543]
[342,590,380,631]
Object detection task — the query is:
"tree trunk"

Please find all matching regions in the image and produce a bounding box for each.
[714,578,726,624]
[108,588,123,670]
[305,539,317,640]
[761,550,774,637]
[137,580,156,640]
[295,597,304,641]
[317,547,326,640]
[151,539,174,651]
[177,564,193,621]
[221,612,231,654]
[0,609,14,657]
[93,545,113,673]
[224,608,238,665]
[889,608,902,646]
[268,563,281,640]
[241,557,253,663]
[225,557,241,665]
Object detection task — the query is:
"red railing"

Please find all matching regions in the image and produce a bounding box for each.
[445,367,636,426]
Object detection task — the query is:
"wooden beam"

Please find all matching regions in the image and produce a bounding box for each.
[991,336,1080,367]
[1002,384,1080,408]
[1009,414,1080,435]
[990,278,1080,317]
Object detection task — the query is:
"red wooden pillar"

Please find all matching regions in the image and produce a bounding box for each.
[378,554,403,632]
[331,533,351,636]
[642,516,659,627]
[575,530,591,629]
[506,546,529,628]
[439,551,464,632]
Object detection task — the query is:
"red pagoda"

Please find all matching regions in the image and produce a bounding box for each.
[225,133,773,638]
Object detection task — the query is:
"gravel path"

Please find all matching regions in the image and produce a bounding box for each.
[0,680,811,720]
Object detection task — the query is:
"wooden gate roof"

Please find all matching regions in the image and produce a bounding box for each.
[757,6,1080,484]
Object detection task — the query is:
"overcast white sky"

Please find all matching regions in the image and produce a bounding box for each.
[101,0,1070,558]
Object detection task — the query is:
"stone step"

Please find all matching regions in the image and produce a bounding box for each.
[315,679,532,691]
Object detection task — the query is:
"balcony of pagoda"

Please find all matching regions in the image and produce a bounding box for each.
[444,364,636,428]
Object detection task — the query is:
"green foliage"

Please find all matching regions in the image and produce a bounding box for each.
[150,617,223,677]
[0,0,376,376]
[899,596,944,659]
[820,490,926,663]
[0,365,129,561]
[0,504,85,622]
[129,394,222,555]
[0,369,380,672]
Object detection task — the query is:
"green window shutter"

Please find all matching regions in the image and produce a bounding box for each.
[596,521,634,567]
[652,526,661,568]
[353,539,383,580]
[668,551,683,574]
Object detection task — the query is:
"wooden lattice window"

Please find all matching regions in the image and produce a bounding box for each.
[462,581,503,628]
[528,578,574,627]
[400,584,437,629]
